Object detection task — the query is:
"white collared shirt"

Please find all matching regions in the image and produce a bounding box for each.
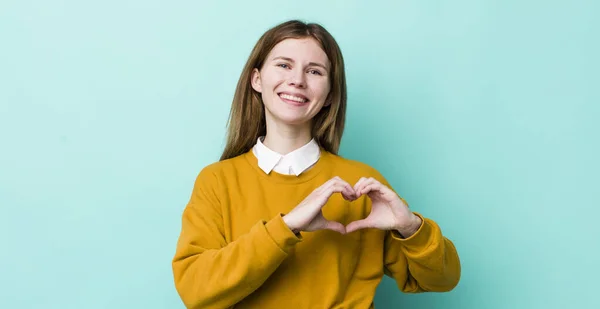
[252,137,320,176]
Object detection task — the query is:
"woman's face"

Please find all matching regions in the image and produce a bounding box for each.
[251,38,331,127]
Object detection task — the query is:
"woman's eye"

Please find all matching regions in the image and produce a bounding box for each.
[308,69,322,75]
[277,63,290,69]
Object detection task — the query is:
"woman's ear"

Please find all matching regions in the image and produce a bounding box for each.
[251,68,262,93]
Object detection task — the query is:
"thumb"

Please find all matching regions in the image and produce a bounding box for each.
[345,219,372,233]
[323,220,346,234]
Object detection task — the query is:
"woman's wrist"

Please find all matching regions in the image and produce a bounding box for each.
[395,214,422,238]
[282,215,300,234]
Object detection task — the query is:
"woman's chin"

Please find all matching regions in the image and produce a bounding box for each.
[273,113,311,126]
[265,105,316,127]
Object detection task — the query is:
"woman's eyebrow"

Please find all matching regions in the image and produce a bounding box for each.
[272,56,328,70]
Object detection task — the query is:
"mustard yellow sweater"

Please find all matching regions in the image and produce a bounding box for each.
[172,148,460,308]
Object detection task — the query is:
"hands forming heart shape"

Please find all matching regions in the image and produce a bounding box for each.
[282,176,422,237]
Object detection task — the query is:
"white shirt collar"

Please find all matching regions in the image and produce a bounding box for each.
[252,137,320,176]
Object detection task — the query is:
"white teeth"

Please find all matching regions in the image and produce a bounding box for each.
[280,93,307,103]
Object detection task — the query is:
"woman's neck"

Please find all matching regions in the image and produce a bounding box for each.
[262,122,312,155]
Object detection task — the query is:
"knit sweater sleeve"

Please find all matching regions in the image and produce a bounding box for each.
[371,169,461,293]
[383,211,461,293]
[171,167,302,309]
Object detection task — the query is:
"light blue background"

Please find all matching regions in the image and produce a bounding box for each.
[1,1,598,308]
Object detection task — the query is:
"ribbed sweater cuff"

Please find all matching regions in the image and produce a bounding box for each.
[390,212,436,253]
[264,214,302,254]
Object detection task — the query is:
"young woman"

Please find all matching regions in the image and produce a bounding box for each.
[172,20,461,308]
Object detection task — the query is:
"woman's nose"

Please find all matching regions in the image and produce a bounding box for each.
[287,69,306,88]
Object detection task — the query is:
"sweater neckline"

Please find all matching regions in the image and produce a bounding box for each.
[243,147,329,184]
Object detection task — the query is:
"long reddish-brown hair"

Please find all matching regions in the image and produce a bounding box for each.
[219,20,347,161]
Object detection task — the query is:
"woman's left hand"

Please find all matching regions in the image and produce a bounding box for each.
[345,177,422,237]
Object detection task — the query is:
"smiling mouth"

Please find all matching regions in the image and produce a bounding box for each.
[278,92,309,104]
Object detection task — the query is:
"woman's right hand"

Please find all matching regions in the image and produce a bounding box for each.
[282,176,357,234]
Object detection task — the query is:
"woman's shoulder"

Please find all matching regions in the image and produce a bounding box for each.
[193,152,250,185]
